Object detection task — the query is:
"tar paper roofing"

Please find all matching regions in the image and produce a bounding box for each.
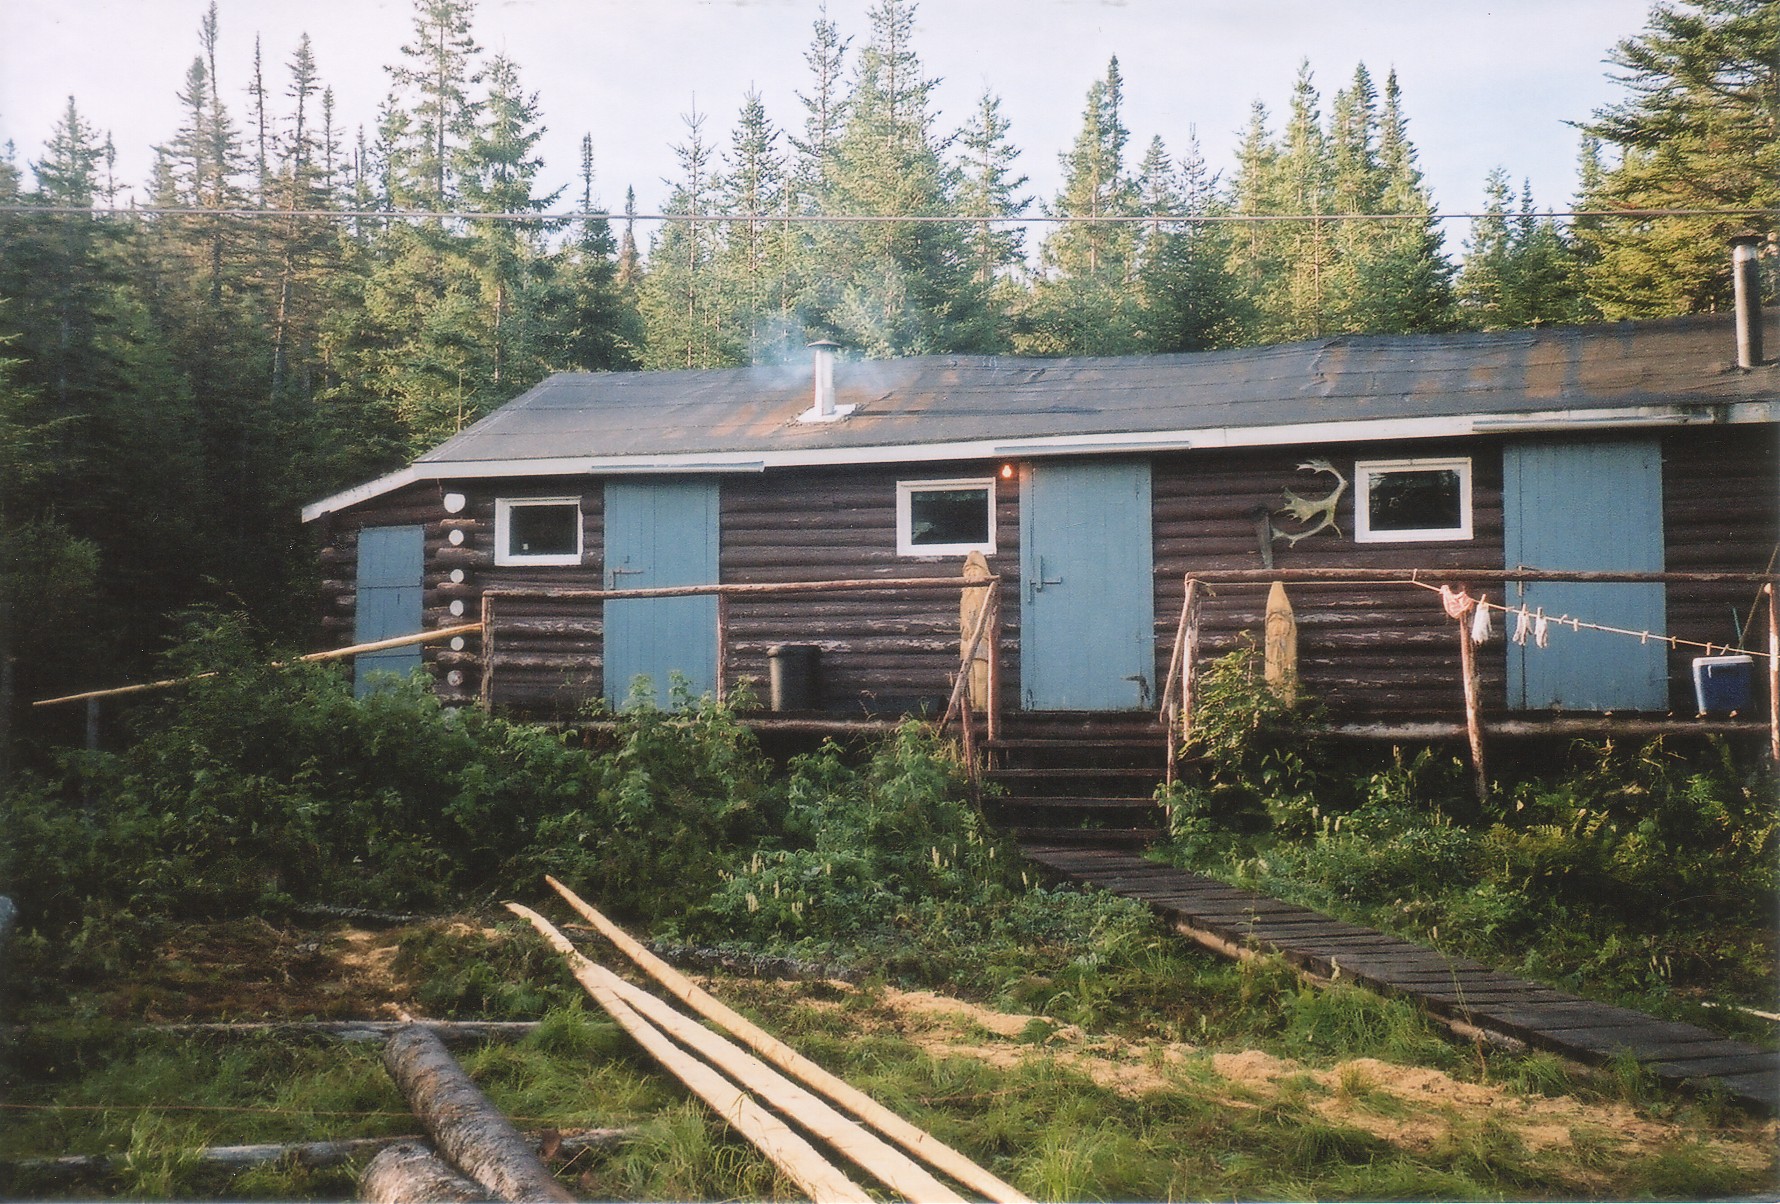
[305,314,1777,521]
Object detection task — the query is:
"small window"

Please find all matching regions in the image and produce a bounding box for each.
[1354,458,1473,543]
[495,497,583,565]
[897,479,996,557]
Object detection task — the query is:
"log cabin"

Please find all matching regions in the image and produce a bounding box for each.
[304,307,1777,743]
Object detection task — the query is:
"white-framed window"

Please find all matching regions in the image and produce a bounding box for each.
[896,478,997,557]
[494,497,584,565]
[1354,458,1473,543]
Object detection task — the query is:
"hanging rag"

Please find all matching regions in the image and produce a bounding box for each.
[1533,610,1550,649]
[1470,594,1493,644]
[1512,606,1532,646]
[1439,585,1471,620]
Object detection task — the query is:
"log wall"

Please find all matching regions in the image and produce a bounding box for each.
[1152,440,1505,723]
[312,426,1776,724]
[720,463,1021,715]
[1661,424,1779,711]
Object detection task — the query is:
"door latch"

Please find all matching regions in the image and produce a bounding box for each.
[1030,555,1064,595]
[1125,674,1153,707]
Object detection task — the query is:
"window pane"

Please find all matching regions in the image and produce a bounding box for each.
[507,504,579,557]
[1368,469,1461,532]
[908,488,990,546]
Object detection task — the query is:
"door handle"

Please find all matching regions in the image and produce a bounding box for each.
[1125,674,1152,707]
[609,566,645,589]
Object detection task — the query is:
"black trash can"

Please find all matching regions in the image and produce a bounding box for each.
[767,643,820,712]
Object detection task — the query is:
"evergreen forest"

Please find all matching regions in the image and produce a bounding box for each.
[1,0,1776,746]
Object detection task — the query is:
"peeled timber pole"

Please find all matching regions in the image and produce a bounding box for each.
[512,903,965,1203]
[505,903,874,1204]
[543,875,1035,1204]
[381,1025,573,1203]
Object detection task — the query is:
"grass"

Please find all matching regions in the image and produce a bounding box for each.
[4,931,1777,1201]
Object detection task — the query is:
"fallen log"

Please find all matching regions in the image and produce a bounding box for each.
[382,1025,573,1203]
[8,1128,633,1184]
[513,904,964,1203]
[359,1141,485,1204]
[544,875,1034,1204]
[506,903,873,1204]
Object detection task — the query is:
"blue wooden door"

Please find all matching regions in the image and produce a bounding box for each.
[603,480,720,706]
[1504,439,1667,711]
[354,524,425,697]
[1021,461,1156,710]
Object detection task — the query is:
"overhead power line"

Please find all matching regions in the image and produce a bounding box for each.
[1,204,1777,225]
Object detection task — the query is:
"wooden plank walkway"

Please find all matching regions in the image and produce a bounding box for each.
[1022,844,1780,1112]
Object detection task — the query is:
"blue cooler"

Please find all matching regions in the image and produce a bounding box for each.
[1692,655,1753,715]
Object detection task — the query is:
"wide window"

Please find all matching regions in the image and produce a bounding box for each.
[495,497,583,565]
[896,479,996,557]
[1354,458,1472,542]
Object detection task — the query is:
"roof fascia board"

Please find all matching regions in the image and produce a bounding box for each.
[303,400,1776,521]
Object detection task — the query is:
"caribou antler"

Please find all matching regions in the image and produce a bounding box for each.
[1273,459,1348,546]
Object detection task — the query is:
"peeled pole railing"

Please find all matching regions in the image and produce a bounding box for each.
[1155,569,1780,804]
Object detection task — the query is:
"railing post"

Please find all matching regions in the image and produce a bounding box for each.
[715,593,729,706]
[1456,595,1488,805]
[479,593,494,711]
[1177,577,1201,752]
[1766,582,1778,765]
[985,591,1001,746]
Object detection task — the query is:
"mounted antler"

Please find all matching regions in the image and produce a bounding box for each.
[1272,458,1348,547]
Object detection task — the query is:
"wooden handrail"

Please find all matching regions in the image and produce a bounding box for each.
[34,623,484,708]
[1158,577,1201,789]
[482,576,998,602]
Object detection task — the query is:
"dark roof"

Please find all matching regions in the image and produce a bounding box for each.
[418,314,1773,466]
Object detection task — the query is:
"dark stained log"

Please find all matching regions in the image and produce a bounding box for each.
[359,1141,485,1204]
[381,1025,573,1203]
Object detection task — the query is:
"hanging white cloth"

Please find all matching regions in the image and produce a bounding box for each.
[1512,606,1532,647]
[1533,609,1550,649]
[1470,594,1493,644]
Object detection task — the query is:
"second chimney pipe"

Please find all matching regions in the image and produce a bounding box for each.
[1733,235,1764,370]
[810,340,837,418]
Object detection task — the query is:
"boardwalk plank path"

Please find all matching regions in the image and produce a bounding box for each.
[1022,844,1780,1112]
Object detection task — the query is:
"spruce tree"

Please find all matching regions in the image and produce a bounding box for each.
[1021,59,1143,355]
[1578,0,1778,316]
[810,0,995,356]
[639,106,732,368]
[385,0,483,210]
[715,90,795,361]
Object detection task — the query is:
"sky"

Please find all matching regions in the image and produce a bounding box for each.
[1,0,1654,238]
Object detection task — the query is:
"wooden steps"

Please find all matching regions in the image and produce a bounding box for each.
[1021,844,1780,1113]
[983,713,1167,846]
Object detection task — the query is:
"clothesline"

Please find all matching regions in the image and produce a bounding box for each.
[1414,578,1778,664]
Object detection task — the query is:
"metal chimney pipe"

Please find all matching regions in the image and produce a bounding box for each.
[798,341,852,423]
[809,340,837,418]
[1732,235,1764,369]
